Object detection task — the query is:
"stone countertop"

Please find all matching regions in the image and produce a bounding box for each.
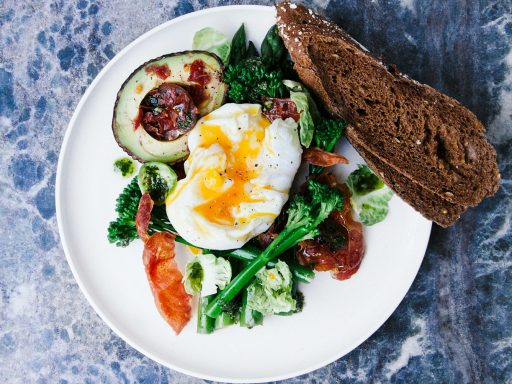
[1,0,510,383]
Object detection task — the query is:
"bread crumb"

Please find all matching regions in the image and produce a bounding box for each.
[416,140,421,144]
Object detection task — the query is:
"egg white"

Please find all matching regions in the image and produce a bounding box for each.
[165,103,302,250]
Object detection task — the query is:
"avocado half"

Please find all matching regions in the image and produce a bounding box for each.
[112,51,227,163]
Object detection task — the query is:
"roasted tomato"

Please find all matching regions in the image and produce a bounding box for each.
[140,83,198,141]
[262,97,300,122]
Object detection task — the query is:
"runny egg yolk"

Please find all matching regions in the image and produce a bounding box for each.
[192,118,270,226]
[186,245,202,255]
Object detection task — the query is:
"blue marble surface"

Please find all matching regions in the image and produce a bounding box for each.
[0,0,511,382]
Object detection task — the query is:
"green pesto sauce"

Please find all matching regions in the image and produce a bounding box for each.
[114,157,136,177]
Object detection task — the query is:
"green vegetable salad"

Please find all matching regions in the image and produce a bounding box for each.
[106,22,394,335]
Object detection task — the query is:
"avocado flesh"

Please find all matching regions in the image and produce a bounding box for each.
[113,51,227,163]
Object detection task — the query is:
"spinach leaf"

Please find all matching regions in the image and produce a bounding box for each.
[246,41,259,58]
[230,24,247,65]
[261,25,286,66]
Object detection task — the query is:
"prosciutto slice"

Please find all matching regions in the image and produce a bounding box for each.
[135,193,153,243]
[136,193,191,334]
[302,147,349,167]
[143,232,192,334]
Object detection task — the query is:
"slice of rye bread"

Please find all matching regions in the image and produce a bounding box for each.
[348,132,466,226]
[276,1,500,207]
[276,2,468,226]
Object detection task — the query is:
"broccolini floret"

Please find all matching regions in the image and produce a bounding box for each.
[314,119,347,152]
[224,57,287,103]
[107,177,142,246]
[107,177,175,247]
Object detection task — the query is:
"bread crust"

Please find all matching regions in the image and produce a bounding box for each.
[276,1,500,224]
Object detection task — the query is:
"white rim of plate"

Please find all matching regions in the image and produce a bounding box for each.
[56,5,432,383]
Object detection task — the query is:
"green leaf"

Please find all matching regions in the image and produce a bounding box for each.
[282,79,303,92]
[291,92,315,147]
[346,164,385,195]
[240,288,263,328]
[184,261,203,295]
[357,189,393,225]
[230,24,246,65]
[261,25,286,66]
[283,80,320,148]
[246,261,296,315]
[246,40,259,58]
[192,27,231,64]
[346,165,393,225]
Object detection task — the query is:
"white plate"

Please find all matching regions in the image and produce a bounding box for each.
[56,5,432,383]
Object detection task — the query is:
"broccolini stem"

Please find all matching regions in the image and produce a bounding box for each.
[214,311,238,330]
[284,261,315,284]
[197,296,216,334]
[224,245,261,262]
[149,216,174,232]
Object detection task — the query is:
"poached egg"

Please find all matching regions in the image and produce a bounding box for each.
[166,103,302,250]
